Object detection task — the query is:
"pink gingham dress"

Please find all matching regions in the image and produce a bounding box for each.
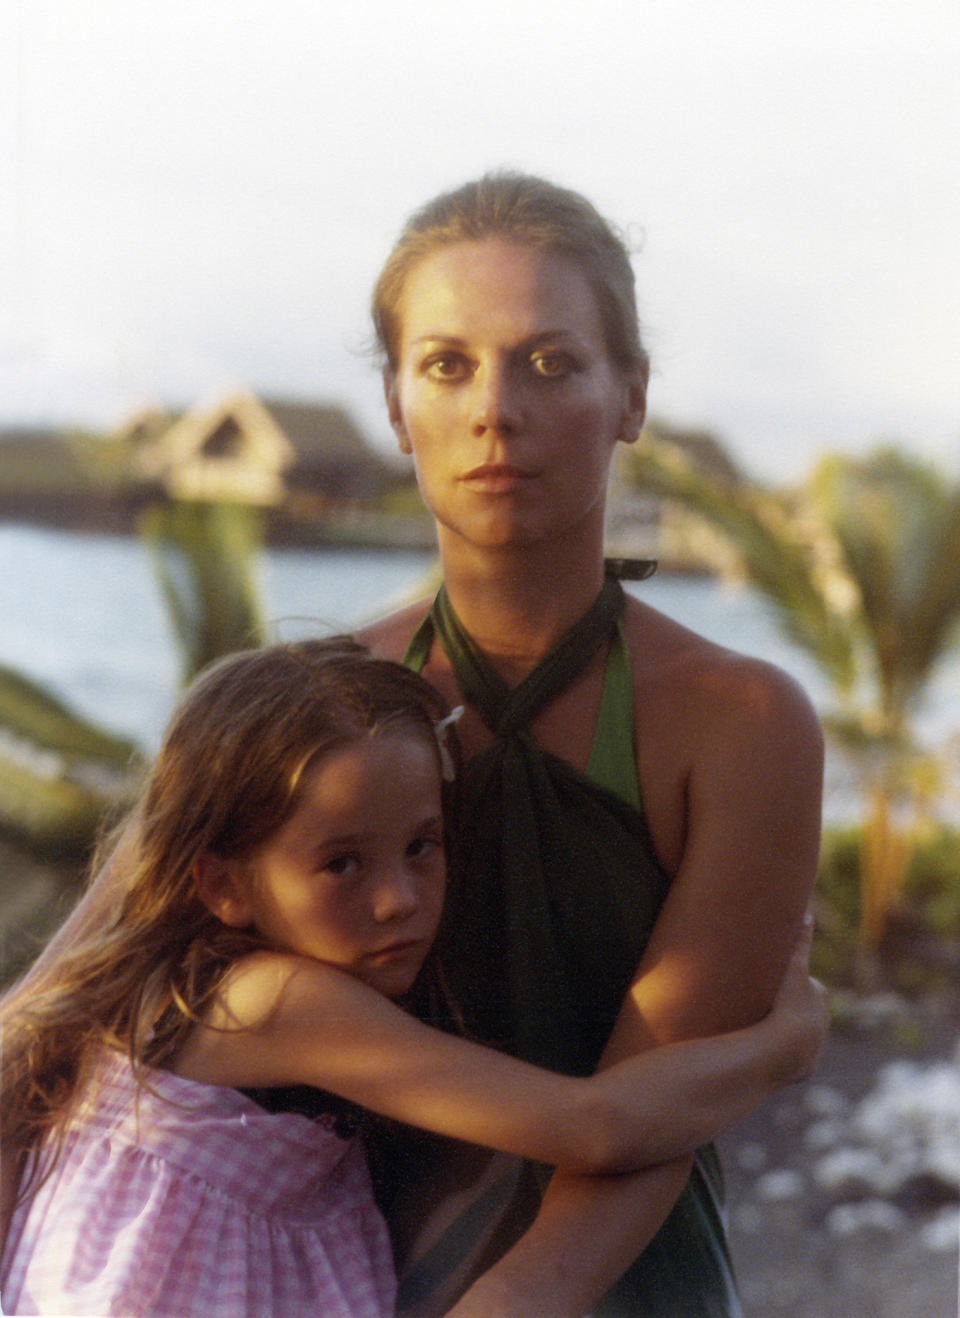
[0,1050,396,1317]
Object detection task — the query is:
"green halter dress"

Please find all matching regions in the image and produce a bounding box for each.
[386,577,741,1318]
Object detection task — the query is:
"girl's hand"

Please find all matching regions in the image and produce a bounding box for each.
[766,914,829,1084]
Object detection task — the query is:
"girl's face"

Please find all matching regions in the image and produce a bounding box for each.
[221,734,447,998]
[385,237,646,555]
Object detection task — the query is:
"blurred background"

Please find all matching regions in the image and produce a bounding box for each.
[2,0,958,480]
[1,3,958,1314]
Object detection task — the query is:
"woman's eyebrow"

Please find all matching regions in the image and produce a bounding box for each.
[411,330,583,348]
[410,333,469,347]
[523,330,582,347]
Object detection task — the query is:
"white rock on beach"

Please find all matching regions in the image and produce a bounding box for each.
[813,1042,960,1203]
[826,1199,907,1236]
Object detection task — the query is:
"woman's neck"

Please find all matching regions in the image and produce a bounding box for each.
[435,531,607,684]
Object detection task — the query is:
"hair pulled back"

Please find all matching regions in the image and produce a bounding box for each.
[372,171,648,377]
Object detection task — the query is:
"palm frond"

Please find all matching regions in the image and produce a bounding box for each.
[0,664,138,767]
[811,450,960,722]
[140,500,268,683]
[630,441,858,691]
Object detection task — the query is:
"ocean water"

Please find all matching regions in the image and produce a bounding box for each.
[2,523,958,782]
[0,524,435,749]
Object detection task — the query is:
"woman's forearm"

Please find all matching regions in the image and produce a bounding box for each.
[445,1159,693,1318]
[598,989,822,1169]
[444,1021,789,1317]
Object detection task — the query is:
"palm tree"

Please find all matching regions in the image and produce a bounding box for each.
[1,497,267,861]
[139,499,268,684]
[0,663,140,856]
[627,435,960,971]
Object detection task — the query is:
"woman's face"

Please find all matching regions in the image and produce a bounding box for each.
[385,238,647,555]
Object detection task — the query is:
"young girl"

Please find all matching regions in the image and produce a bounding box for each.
[0,639,826,1317]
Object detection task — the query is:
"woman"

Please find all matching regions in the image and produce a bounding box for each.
[4,172,822,1317]
[355,172,824,1317]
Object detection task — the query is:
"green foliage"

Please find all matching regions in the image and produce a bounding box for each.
[0,664,137,767]
[1,494,268,861]
[811,826,862,985]
[140,499,268,683]
[810,448,960,730]
[628,435,960,952]
[0,752,118,858]
[0,666,140,858]
[629,441,857,691]
[902,827,960,935]
[815,824,960,993]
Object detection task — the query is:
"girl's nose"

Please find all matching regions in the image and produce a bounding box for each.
[470,362,521,436]
[372,868,420,923]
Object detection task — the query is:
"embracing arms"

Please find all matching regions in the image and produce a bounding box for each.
[172,922,825,1176]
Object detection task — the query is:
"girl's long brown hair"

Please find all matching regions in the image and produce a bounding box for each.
[0,638,452,1207]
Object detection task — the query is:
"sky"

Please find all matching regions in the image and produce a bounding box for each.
[1,0,958,484]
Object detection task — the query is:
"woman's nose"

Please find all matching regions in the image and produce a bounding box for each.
[470,362,521,436]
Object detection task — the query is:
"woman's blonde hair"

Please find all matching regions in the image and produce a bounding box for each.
[0,638,452,1206]
[372,171,648,376]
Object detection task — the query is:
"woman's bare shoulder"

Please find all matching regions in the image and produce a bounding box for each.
[623,594,821,741]
[354,597,433,661]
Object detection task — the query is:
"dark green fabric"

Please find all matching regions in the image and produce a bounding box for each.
[389,579,741,1316]
[425,578,667,1075]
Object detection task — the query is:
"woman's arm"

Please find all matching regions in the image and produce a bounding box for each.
[172,920,824,1176]
[446,654,826,1316]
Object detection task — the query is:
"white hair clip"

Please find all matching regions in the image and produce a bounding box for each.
[435,705,465,782]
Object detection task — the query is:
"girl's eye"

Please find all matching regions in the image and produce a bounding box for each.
[406,833,443,861]
[323,852,360,877]
[531,352,575,379]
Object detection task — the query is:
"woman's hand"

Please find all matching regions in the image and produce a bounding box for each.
[763,914,830,1085]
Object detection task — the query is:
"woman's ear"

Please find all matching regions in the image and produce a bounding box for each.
[618,361,649,446]
[193,852,254,929]
[383,368,413,455]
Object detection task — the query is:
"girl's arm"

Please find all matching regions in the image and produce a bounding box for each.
[171,924,825,1176]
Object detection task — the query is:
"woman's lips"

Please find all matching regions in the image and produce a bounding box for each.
[461,463,534,492]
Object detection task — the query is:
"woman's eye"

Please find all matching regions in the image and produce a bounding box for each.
[531,353,574,379]
[423,353,469,382]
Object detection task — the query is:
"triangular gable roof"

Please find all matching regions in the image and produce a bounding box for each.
[140,390,297,505]
[262,400,373,462]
